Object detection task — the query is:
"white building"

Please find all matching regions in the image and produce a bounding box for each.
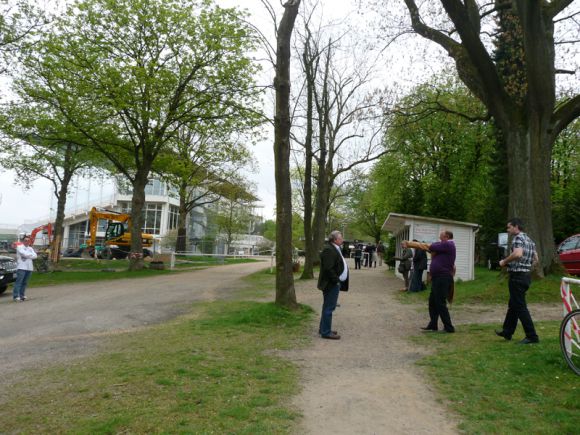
[24,178,264,254]
[382,213,480,281]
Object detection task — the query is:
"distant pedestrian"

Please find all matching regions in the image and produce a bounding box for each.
[376,241,385,266]
[495,218,540,344]
[13,236,37,302]
[369,244,377,268]
[354,244,363,270]
[395,244,413,291]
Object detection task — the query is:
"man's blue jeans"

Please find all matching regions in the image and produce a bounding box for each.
[13,269,32,300]
[319,282,341,336]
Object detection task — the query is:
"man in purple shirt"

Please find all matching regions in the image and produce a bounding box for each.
[404,230,456,333]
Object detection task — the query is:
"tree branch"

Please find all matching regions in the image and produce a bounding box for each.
[550,94,580,143]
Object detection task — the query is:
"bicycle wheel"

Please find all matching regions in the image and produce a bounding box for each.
[560,309,580,376]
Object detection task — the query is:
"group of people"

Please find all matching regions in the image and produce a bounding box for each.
[352,242,385,270]
[316,217,540,345]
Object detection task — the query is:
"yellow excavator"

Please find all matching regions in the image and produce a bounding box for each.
[86,207,154,259]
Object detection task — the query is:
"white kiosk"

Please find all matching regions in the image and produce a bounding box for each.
[382,213,479,282]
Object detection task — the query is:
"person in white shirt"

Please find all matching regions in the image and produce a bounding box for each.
[13,236,37,302]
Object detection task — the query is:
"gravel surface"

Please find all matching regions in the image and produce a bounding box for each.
[285,263,561,435]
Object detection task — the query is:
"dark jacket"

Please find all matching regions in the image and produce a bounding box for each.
[413,248,428,270]
[395,247,413,272]
[317,242,349,292]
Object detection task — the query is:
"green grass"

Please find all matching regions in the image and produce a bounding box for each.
[56,257,258,270]
[0,300,314,434]
[413,322,580,434]
[238,267,279,300]
[175,254,259,266]
[399,266,563,305]
[28,268,173,287]
[27,257,261,288]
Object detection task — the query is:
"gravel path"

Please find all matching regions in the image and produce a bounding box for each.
[285,263,561,435]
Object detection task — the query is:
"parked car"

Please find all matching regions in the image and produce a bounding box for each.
[0,255,18,295]
[558,234,580,276]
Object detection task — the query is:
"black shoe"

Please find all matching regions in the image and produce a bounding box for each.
[444,328,455,333]
[517,337,539,345]
[321,332,341,340]
[319,330,338,336]
[421,326,437,332]
[495,330,512,341]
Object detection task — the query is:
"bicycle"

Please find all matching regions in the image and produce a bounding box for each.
[560,277,580,375]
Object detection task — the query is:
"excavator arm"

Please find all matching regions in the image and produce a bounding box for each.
[29,223,53,245]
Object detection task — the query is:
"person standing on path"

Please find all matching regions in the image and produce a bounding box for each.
[394,244,413,291]
[404,231,456,333]
[13,236,37,302]
[354,243,363,270]
[495,218,540,344]
[317,230,349,340]
[376,240,385,267]
[409,240,427,292]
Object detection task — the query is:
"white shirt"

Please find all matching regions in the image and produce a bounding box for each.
[333,243,349,282]
[16,245,37,271]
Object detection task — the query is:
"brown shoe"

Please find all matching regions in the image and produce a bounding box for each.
[321,332,341,340]
[399,288,408,292]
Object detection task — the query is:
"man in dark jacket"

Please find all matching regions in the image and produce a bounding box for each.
[409,240,428,292]
[317,230,349,340]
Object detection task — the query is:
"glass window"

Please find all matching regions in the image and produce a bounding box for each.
[142,203,162,235]
[560,237,580,252]
[168,205,179,230]
[145,179,166,196]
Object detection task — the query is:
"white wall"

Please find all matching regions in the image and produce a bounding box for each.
[398,219,477,282]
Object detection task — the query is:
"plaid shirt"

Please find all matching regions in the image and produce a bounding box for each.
[508,232,536,272]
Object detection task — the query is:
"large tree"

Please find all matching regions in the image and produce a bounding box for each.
[273,0,301,308]
[10,0,261,270]
[293,23,388,279]
[0,107,105,262]
[395,0,580,274]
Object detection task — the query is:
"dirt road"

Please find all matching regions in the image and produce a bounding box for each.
[0,261,269,380]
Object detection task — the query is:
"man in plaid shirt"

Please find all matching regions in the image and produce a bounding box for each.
[495,218,540,344]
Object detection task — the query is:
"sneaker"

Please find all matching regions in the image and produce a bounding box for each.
[21,296,27,300]
[13,298,22,302]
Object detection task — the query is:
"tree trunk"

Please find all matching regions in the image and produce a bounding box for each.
[176,186,188,252]
[129,169,148,271]
[504,121,554,276]
[51,172,73,264]
[300,33,315,280]
[273,0,300,309]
